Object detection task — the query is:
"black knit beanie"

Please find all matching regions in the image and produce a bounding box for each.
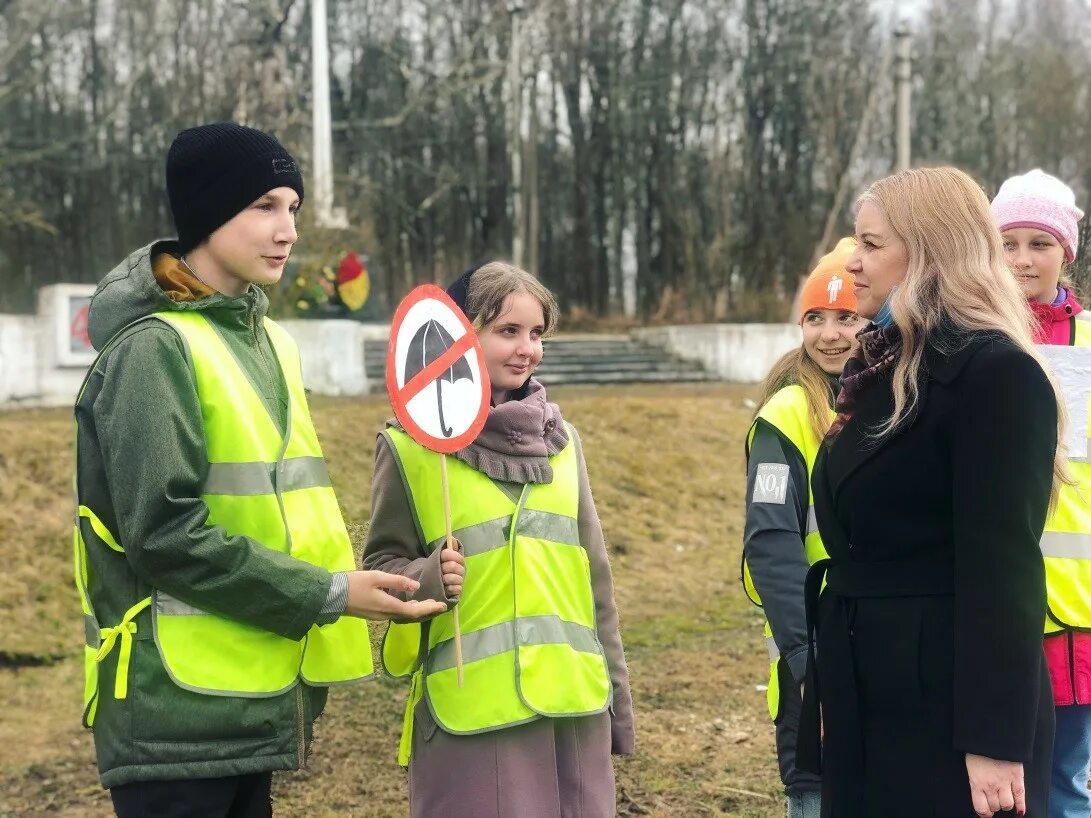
[446,262,484,321]
[166,123,305,253]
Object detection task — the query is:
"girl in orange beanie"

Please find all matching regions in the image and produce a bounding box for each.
[741,237,864,818]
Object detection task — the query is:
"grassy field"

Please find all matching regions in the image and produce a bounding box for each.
[0,383,784,817]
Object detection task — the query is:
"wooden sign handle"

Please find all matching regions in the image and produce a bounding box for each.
[439,454,464,687]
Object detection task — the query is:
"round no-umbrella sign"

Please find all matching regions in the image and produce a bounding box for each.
[386,284,488,685]
[386,285,491,454]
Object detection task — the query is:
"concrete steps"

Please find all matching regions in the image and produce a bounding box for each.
[364,335,717,390]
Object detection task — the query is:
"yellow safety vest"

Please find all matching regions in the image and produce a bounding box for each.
[741,385,829,721]
[73,311,372,726]
[380,426,611,763]
[1043,316,1091,634]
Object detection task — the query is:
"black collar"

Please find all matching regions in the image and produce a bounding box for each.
[821,330,996,502]
[923,331,997,385]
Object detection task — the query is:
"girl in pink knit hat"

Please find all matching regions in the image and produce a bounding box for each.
[991,169,1085,344]
[992,169,1091,818]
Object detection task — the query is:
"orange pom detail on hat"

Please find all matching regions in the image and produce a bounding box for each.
[798,237,858,322]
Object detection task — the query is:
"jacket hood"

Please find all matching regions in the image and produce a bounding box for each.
[1029,288,1083,344]
[88,240,268,349]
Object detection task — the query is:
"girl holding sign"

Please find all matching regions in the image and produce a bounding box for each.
[364,262,634,818]
[742,238,864,818]
[992,171,1091,818]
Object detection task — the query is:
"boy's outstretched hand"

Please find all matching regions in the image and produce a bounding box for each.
[344,571,449,620]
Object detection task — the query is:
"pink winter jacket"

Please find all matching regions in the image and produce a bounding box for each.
[1034,289,1091,706]
[1029,288,1083,344]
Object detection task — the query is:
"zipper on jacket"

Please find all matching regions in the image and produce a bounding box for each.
[1068,630,1078,704]
[250,307,276,389]
[296,684,306,769]
[508,486,531,682]
[250,299,289,431]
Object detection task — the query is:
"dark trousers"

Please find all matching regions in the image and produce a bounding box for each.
[110,772,273,818]
[773,656,822,797]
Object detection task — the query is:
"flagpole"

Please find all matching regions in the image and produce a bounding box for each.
[439,453,464,687]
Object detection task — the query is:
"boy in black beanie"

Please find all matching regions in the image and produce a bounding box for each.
[74,123,445,816]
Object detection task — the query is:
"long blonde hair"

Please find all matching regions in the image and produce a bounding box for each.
[859,167,1069,494]
[754,347,836,443]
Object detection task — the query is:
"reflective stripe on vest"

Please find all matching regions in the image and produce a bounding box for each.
[73,312,372,708]
[742,385,831,721]
[766,635,779,661]
[381,426,611,737]
[764,624,780,720]
[1043,321,1091,634]
[1042,463,1091,633]
[428,615,602,673]
[1042,531,1091,560]
[203,456,331,495]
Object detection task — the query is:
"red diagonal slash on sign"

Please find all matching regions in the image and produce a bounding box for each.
[396,330,478,405]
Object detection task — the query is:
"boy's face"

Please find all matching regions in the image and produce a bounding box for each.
[203,187,300,289]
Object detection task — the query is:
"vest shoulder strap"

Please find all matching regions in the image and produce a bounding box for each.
[749,385,810,457]
[378,427,429,546]
[1073,315,1091,348]
[77,313,188,404]
[262,316,299,354]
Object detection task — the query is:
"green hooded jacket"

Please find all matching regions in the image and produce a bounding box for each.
[75,240,338,788]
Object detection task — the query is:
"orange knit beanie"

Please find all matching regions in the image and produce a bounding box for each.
[798,237,858,322]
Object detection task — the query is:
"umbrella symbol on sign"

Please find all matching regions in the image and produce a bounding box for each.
[405,320,475,437]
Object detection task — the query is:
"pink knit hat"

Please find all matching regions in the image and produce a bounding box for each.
[991,169,1084,262]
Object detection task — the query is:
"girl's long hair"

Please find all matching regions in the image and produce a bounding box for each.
[754,346,836,443]
[859,167,1069,498]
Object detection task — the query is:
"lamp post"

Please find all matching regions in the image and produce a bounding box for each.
[312,0,347,228]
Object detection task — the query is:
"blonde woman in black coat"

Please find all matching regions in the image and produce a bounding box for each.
[797,167,1067,818]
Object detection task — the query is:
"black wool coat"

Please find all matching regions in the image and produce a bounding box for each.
[799,332,1057,818]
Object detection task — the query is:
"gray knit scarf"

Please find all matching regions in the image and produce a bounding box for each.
[391,378,569,484]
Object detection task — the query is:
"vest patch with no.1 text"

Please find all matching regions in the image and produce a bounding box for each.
[752,463,790,505]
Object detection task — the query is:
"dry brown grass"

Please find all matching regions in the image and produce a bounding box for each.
[0,384,784,817]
